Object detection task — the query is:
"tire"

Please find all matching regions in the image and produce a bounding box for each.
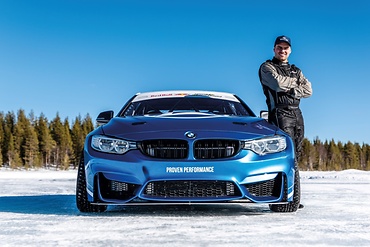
[269,166,300,213]
[76,153,107,213]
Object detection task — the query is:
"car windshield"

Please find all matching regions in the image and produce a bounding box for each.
[121,96,252,117]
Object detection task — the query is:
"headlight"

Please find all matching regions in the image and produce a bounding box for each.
[243,136,287,155]
[91,135,137,154]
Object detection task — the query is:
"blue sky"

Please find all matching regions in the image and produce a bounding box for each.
[1,0,370,144]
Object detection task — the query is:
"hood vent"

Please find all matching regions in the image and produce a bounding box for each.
[233,121,248,126]
[132,121,146,126]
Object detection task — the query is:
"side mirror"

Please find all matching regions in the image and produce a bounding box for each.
[260,110,269,121]
[96,110,114,125]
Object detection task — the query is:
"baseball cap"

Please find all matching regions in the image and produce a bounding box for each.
[274,35,291,47]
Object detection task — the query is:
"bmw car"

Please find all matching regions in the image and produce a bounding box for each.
[76,90,300,213]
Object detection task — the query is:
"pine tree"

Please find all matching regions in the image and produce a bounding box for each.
[7,134,22,169]
[353,142,362,170]
[50,113,64,168]
[364,144,370,171]
[3,112,22,168]
[299,138,313,170]
[343,142,357,169]
[313,137,326,170]
[50,114,73,169]
[13,110,28,167]
[23,123,41,168]
[327,139,342,170]
[0,112,4,166]
[63,118,73,169]
[35,113,55,168]
[337,141,345,169]
[3,112,16,165]
[71,115,84,169]
[82,114,95,134]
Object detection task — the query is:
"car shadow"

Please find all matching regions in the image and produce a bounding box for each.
[0,195,78,215]
[0,195,271,216]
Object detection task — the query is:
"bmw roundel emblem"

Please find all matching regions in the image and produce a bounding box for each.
[185,131,196,139]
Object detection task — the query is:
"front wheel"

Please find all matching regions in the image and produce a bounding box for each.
[76,153,107,213]
[269,167,300,213]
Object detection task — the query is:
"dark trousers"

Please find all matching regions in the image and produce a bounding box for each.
[269,107,304,161]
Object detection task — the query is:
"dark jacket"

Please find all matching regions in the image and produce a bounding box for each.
[259,57,312,112]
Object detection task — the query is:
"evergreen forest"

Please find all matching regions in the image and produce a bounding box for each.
[1,109,369,171]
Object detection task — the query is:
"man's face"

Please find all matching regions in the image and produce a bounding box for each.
[273,42,291,62]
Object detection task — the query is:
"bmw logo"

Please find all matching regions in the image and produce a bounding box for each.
[185,131,196,139]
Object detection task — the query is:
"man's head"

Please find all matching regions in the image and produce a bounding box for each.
[273,35,291,62]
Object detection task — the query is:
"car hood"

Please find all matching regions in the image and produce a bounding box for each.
[99,114,280,140]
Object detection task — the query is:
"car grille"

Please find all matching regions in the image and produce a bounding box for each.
[194,140,239,159]
[140,140,188,159]
[143,180,241,198]
[140,139,240,159]
[244,174,283,198]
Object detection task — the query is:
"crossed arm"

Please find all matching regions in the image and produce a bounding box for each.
[260,63,313,99]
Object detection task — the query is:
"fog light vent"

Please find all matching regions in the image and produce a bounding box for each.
[226,182,235,196]
[145,182,154,195]
[111,181,128,192]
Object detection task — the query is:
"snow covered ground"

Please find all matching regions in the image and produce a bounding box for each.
[1,169,370,247]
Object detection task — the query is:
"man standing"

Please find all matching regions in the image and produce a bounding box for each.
[259,35,312,161]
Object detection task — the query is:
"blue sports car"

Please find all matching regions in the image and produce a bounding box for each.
[76,90,300,213]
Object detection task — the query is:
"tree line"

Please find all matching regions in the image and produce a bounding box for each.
[300,138,370,171]
[0,110,94,170]
[1,109,370,171]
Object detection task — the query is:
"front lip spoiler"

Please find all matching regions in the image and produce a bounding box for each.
[91,200,289,206]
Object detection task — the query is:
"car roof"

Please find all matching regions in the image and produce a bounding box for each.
[132,90,239,103]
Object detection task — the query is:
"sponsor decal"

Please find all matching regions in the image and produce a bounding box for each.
[149,93,221,98]
[166,166,214,173]
[133,91,239,102]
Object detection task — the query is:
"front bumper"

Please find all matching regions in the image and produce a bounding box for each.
[84,149,296,205]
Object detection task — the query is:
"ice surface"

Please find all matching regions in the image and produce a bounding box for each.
[1,169,370,247]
